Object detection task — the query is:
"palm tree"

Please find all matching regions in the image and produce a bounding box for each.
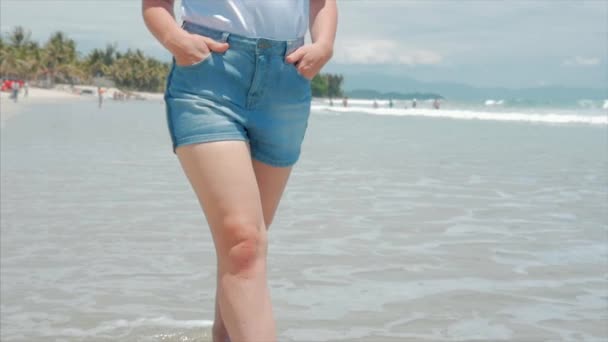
[0,26,37,79]
[327,74,344,98]
[41,31,79,86]
[2,26,254,94]
[0,37,20,78]
[85,43,118,78]
[310,73,344,98]
[102,44,118,66]
[311,74,328,97]
[85,48,107,78]
[106,48,169,92]
[8,26,31,50]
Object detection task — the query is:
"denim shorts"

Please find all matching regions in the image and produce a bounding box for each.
[164,21,312,167]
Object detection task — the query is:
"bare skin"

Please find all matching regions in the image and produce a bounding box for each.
[212,159,292,342]
[176,141,276,341]
[286,0,338,79]
[142,1,337,341]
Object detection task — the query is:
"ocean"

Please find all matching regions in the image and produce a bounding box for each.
[1,98,607,341]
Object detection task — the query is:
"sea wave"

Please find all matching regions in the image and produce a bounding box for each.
[311,105,607,126]
[42,316,213,337]
[314,98,608,110]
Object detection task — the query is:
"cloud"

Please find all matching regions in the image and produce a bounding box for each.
[0,0,605,87]
[334,39,443,66]
[562,56,601,66]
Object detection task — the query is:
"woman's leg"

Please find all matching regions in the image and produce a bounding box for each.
[251,159,293,228]
[176,141,276,342]
[213,159,293,341]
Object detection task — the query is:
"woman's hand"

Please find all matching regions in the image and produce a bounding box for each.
[285,42,333,80]
[168,31,229,67]
[142,1,229,66]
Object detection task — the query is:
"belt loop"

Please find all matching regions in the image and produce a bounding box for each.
[220,32,230,43]
[285,39,302,56]
[285,41,292,56]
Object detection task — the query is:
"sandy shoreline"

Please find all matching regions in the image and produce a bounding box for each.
[1,87,81,123]
[0,85,164,127]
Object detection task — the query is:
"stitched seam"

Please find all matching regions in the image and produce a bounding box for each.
[175,134,248,147]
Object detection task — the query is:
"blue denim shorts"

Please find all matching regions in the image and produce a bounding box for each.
[163,21,312,167]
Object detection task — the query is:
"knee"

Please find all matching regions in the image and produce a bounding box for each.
[218,216,267,276]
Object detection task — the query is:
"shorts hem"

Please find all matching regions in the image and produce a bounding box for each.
[173,134,248,153]
[251,151,299,168]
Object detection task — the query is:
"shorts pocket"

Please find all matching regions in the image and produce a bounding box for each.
[280,61,312,102]
[289,63,312,83]
[174,52,213,70]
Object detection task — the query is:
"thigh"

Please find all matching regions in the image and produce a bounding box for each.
[176,141,265,246]
[252,160,292,228]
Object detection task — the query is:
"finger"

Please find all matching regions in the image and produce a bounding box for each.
[299,71,313,80]
[297,63,308,74]
[285,47,306,64]
[297,62,315,80]
[202,37,230,53]
[297,58,313,74]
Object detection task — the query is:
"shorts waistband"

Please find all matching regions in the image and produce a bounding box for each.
[181,21,305,56]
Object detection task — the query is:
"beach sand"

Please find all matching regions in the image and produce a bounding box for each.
[0,85,164,128]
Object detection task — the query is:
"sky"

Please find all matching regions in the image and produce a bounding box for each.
[1,0,606,91]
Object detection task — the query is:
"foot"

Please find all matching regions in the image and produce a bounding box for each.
[212,323,231,342]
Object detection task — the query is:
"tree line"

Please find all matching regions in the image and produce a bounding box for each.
[0,26,343,96]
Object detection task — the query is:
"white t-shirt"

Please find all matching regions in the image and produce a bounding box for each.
[181,0,309,40]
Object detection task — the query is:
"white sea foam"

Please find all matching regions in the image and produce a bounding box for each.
[577,99,596,108]
[312,105,607,125]
[484,99,505,106]
[45,316,213,337]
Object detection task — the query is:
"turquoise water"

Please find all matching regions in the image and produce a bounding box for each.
[1,100,607,341]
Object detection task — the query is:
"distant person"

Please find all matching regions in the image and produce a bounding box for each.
[143,1,337,341]
[11,81,20,103]
[24,81,29,97]
[433,98,440,110]
[343,96,348,107]
[373,99,378,109]
[97,86,104,108]
[388,98,393,108]
[412,98,417,108]
[329,97,333,106]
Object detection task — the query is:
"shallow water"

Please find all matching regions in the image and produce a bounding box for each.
[1,100,607,341]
